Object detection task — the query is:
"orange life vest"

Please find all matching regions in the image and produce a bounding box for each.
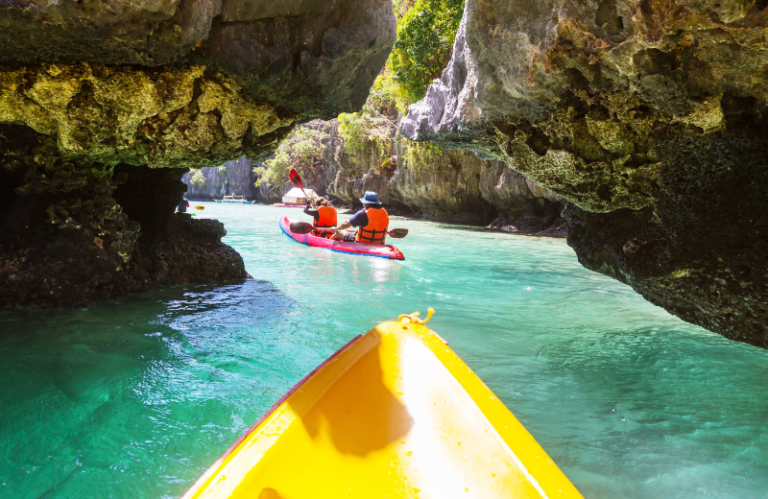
[356,207,389,244]
[312,206,338,238]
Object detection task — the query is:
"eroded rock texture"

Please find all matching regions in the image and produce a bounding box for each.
[0,153,245,307]
[0,0,396,306]
[401,0,768,346]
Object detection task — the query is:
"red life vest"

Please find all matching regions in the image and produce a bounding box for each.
[356,207,389,244]
[312,206,338,238]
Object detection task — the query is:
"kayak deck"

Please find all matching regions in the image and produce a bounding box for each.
[279,216,405,260]
[183,317,581,499]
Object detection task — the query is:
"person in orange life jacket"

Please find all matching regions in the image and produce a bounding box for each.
[329,191,389,244]
[303,197,338,238]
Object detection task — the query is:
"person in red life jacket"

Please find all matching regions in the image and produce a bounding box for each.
[329,191,389,244]
[303,197,338,238]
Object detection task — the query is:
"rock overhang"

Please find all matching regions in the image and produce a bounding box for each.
[0,0,397,167]
[400,0,768,347]
[0,0,397,307]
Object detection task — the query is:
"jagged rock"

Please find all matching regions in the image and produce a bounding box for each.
[0,163,245,307]
[401,0,768,346]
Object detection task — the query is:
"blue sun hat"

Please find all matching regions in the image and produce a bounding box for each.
[359,191,382,206]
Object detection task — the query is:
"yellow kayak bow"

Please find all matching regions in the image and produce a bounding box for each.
[183,313,582,499]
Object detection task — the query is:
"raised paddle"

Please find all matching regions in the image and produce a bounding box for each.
[288,168,314,207]
[289,221,409,239]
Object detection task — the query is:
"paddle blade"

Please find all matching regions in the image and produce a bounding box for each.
[195,206,205,210]
[288,168,303,189]
[388,228,409,238]
[289,221,314,234]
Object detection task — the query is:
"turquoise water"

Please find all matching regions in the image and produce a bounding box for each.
[1,203,767,498]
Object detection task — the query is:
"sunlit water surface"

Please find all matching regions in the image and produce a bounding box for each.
[1,203,767,499]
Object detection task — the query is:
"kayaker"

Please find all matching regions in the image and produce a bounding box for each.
[329,191,389,244]
[303,197,338,238]
[177,197,189,213]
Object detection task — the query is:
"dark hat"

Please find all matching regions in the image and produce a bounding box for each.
[359,191,382,206]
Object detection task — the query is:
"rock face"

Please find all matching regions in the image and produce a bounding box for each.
[0,0,397,306]
[327,113,565,230]
[182,157,261,201]
[401,0,768,347]
[0,163,245,307]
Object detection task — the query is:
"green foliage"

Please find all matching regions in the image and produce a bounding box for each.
[190,169,206,188]
[336,0,464,169]
[253,126,329,189]
[398,136,445,173]
[217,165,227,175]
[389,0,465,103]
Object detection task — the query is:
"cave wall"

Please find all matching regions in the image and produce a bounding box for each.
[0,148,245,307]
[401,0,768,347]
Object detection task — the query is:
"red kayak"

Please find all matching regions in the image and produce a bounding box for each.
[280,216,405,260]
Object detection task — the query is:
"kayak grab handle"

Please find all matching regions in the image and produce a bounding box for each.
[398,308,434,325]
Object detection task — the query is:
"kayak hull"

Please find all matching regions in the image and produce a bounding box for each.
[279,216,405,260]
[182,318,582,499]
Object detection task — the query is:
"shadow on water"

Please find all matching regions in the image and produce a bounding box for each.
[289,331,412,457]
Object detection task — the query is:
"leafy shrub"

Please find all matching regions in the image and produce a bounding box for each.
[190,169,206,188]
[390,0,465,103]
[254,125,330,189]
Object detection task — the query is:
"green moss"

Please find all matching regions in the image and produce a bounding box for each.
[0,63,294,169]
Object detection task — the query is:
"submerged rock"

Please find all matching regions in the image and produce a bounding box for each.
[401,0,768,346]
[0,0,396,306]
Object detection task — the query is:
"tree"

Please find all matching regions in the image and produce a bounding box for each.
[253,125,330,189]
[389,0,465,103]
[190,169,206,188]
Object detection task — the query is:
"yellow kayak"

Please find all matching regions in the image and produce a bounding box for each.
[183,312,582,499]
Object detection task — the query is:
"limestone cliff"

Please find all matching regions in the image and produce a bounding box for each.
[330,131,566,231]
[401,0,768,347]
[182,158,260,201]
[0,0,397,306]
[326,110,565,231]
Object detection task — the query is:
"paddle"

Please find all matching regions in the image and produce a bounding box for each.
[289,221,409,239]
[288,168,314,207]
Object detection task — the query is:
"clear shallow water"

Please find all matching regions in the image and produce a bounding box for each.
[1,203,767,498]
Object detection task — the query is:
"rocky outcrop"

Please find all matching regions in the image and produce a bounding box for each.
[401,0,768,347]
[0,162,244,307]
[0,0,397,306]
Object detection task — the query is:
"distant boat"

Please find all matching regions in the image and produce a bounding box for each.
[215,195,254,204]
[274,203,305,208]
